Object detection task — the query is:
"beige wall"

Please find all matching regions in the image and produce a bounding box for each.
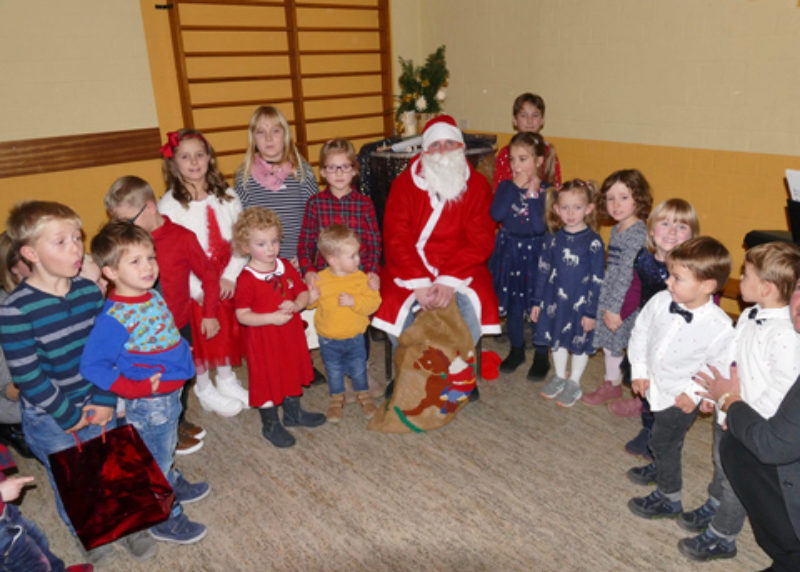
[399,0,800,156]
[0,0,157,141]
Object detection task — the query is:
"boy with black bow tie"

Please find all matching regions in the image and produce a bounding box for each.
[624,237,733,522]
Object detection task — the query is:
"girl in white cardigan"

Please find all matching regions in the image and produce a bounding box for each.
[159,129,249,418]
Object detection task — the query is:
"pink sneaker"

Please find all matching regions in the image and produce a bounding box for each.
[608,396,643,417]
[581,380,622,405]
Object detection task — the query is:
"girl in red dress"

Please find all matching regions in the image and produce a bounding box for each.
[159,129,249,420]
[232,207,326,448]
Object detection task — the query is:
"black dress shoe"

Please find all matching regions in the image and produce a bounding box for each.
[469,385,480,402]
[0,423,34,458]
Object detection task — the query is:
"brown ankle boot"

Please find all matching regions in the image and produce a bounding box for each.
[327,394,345,423]
[356,391,377,419]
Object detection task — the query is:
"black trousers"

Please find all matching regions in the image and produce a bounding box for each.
[721,432,800,571]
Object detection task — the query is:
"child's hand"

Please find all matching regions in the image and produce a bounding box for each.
[270,310,293,326]
[581,316,596,332]
[603,311,623,332]
[698,399,715,414]
[201,317,220,340]
[278,300,297,313]
[339,292,354,307]
[512,171,531,193]
[66,411,90,433]
[6,382,19,401]
[632,378,649,396]
[308,285,320,305]
[83,405,115,427]
[149,373,162,394]
[304,271,320,290]
[220,278,236,300]
[530,306,541,322]
[0,475,35,503]
[675,393,696,413]
[367,272,380,291]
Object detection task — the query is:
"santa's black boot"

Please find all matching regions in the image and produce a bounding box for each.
[282,396,326,427]
[258,407,295,448]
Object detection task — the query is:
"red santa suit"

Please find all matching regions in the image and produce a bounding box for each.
[372,153,500,338]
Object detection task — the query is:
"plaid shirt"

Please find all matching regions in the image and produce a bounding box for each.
[298,187,382,275]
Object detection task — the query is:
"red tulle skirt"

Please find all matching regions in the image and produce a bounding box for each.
[189,297,242,368]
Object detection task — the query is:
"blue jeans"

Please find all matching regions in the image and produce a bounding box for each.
[390,292,481,348]
[123,391,183,519]
[22,406,118,536]
[0,504,64,572]
[319,334,368,395]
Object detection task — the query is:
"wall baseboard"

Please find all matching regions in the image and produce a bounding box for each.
[0,128,161,178]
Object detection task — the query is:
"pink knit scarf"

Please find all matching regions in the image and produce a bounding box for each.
[251,157,293,191]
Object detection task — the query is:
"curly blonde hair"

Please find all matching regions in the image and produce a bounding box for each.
[232,207,284,255]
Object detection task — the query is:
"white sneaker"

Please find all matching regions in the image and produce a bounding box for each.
[216,375,250,407]
[193,383,243,417]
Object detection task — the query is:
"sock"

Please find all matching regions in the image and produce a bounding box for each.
[196,370,212,391]
[551,348,568,378]
[603,350,624,385]
[569,353,589,383]
[661,489,681,503]
[707,523,737,543]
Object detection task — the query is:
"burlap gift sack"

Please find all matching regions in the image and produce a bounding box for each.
[367,299,476,433]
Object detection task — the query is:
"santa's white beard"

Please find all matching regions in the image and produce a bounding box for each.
[421,149,469,201]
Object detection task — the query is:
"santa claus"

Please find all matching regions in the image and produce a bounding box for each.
[372,115,500,344]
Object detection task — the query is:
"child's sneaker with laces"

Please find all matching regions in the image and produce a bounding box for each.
[150,512,207,544]
[556,380,582,407]
[120,529,158,560]
[540,375,567,399]
[627,462,658,486]
[678,497,719,533]
[628,490,682,519]
[173,474,210,504]
[677,528,737,561]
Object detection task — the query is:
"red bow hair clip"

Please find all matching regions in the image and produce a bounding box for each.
[159,131,181,159]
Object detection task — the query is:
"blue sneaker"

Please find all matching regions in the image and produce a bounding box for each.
[627,462,658,486]
[678,497,719,533]
[150,512,207,544]
[628,490,682,519]
[173,475,210,504]
[678,528,737,561]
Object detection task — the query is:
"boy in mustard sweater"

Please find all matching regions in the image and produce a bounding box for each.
[308,224,381,422]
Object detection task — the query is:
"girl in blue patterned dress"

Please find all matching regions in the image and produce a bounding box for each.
[489,132,554,378]
[531,180,605,407]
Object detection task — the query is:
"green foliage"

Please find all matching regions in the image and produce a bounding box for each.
[395,45,448,119]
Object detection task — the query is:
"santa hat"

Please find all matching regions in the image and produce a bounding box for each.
[421,114,464,151]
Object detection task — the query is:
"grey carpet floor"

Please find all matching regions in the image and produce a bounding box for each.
[14,334,771,571]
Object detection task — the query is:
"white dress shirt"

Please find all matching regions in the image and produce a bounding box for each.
[629,290,734,412]
[715,304,800,424]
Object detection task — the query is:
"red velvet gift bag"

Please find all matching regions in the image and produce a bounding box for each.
[49,424,174,550]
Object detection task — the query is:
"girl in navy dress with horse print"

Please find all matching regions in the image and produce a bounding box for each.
[531,180,605,407]
[489,132,555,379]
